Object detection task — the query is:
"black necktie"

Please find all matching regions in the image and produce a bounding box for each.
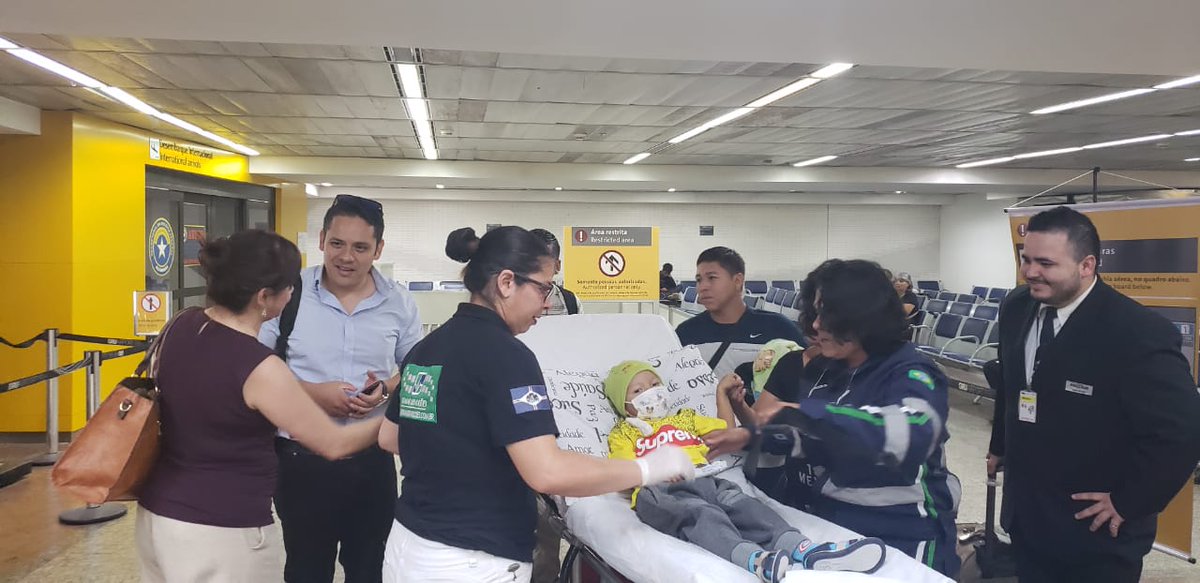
[1034,307,1057,369]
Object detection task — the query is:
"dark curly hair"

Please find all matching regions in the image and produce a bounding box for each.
[800,259,907,355]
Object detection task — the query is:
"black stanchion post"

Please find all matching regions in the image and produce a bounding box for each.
[32,329,60,466]
[58,350,128,526]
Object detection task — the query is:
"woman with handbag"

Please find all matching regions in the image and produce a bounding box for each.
[135,230,383,582]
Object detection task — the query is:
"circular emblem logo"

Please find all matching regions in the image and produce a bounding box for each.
[148,218,175,277]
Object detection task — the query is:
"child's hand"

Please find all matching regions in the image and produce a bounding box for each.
[718,373,746,403]
[703,428,752,460]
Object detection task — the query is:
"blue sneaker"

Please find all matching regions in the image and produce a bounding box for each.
[794,538,886,574]
[748,549,792,583]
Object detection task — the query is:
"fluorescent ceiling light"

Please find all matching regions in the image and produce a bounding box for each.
[746,77,822,107]
[0,37,18,50]
[667,188,676,192]
[435,184,445,189]
[405,98,431,124]
[415,131,439,159]
[7,48,102,88]
[1013,147,1084,159]
[1154,74,1200,90]
[956,157,1015,169]
[1186,157,1200,162]
[1082,134,1172,150]
[319,182,332,187]
[394,63,423,99]
[304,183,319,197]
[793,155,838,167]
[811,63,855,79]
[1175,129,1200,137]
[1031,88,1157,115]
[554,186,563,191]
[100,86,158,116]
[623,152,651,165]
[7,44,258,156]
[153,112,260,156]
[668,107,753,144]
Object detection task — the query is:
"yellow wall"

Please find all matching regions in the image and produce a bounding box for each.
[0,111,263,432]
[0,112,75,431]
[277,183,309,267]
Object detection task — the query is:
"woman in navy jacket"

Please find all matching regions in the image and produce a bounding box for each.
[706,259,961,578]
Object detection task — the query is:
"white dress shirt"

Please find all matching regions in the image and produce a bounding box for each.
[1024,277,1097,384]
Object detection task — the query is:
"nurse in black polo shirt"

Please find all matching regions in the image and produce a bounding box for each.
[377,226,694,582]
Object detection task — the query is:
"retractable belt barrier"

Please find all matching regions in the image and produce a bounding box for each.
[0,331,49,350]
[1,333,148,395]
[1,328,151,468]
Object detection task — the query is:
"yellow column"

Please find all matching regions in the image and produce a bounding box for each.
[0,112,76,431]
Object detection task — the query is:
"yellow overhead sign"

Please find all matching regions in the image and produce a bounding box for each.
[562,226,659,301]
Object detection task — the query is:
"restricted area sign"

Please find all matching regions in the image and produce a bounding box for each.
[134,290,173,336]
[563,227,659,301]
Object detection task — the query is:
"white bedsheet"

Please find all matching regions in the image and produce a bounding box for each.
[520,315,954,583]
[564,460,953,583]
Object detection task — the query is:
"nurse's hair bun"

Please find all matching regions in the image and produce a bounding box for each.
[445,227,480,263]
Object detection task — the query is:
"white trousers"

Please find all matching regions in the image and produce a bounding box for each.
[382,519,533,583]
[135,505,284,583]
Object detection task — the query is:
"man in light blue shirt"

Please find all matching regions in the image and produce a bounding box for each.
[259,194,421,583]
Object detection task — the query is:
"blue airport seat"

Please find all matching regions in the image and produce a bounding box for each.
[407,281,434,291]
[745,280,769,295]
[948,302,973,317]
[971,286,988,298]
[957,293,980,304]
[917,280,942,292]
[771,280,795,291]
[987,288,1009,303]
[972,304,999,321]
[937,291,958,302]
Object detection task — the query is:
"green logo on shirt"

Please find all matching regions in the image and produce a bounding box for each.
[907,369,935,391]
[399,364,442,423]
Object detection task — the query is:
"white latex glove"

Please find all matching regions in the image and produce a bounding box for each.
[627,417,654,436]
[635,446,696,486]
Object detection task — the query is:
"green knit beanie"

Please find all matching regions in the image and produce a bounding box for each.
[603,360,661,416]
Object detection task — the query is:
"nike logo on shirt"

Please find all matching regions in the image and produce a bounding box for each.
[749,333,763,339]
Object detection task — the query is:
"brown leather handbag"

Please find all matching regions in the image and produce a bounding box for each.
[51,308,195,504]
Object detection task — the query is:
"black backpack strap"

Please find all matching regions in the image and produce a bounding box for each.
[706,340,734,371]
[274,273,305,361]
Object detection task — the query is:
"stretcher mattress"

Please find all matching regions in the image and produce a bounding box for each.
[519,314,954,583]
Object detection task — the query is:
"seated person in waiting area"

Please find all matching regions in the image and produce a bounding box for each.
[603,361,886,582]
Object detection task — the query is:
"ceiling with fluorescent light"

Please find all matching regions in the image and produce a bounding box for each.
[0,34,1198,183]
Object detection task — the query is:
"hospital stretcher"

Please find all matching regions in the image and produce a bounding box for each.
[519,314,954,583]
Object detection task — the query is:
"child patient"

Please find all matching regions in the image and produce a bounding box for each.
[604,360,886,582]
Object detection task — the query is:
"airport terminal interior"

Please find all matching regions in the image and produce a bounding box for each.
[2,2,1200,582]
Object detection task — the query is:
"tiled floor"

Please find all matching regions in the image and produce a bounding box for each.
[1,394,1197,582]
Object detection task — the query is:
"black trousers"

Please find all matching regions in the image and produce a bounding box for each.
[1012,532,1143,583]
[274,438,397,583]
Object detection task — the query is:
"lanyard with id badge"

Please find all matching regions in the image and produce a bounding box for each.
[1022,307,1058,424]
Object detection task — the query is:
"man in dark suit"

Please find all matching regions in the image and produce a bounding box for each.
[987,205,1200,582]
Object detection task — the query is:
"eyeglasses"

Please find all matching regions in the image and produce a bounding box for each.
[514,273,555,300]
[332,194,384,217]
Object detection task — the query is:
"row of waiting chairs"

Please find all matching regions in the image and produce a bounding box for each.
[916,298,999,321]
[744,280,800,296]
[405,280,465,291]
[679,284,803,323]
[911,295,1001,368]
[919,287,1009,305]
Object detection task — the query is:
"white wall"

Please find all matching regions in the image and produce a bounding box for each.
[939,194,1018,293]
[304,198,942,285]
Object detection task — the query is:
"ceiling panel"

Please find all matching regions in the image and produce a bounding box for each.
[1,35,1198,170]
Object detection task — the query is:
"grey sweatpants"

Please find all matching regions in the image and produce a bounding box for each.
[635,477,809,569]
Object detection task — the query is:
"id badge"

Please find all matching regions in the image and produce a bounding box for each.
[1018,390,1037,423]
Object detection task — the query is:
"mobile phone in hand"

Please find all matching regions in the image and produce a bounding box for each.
[361,380,384,396]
